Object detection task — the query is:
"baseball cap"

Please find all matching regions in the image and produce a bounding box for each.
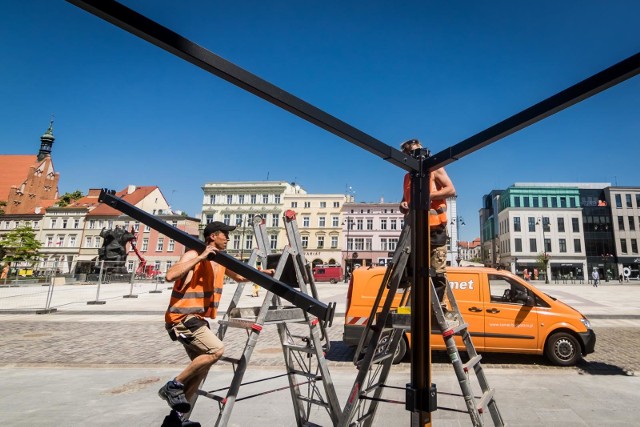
[203,221,236,240]
[400,139,421,153]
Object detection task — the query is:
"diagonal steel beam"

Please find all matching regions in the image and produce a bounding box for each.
[98,189,336,323]
[66,0,418,172]
[426,52,640,171]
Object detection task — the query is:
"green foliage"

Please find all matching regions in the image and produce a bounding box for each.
[57,190,84,207]
[0,225,42,264]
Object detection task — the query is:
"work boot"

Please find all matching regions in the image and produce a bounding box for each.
[161,410,201,427]
[158,380,191,413]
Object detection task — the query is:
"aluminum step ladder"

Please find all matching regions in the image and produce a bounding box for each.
[191,213,341,426]
[338,224,412,427]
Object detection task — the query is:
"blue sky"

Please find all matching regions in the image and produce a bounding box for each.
[1,1,638,241]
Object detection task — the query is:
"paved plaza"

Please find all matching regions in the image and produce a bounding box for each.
[1,280,639,426]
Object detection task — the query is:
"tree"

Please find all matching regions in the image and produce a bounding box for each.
[0,225,42,265]
[56,190,84,207]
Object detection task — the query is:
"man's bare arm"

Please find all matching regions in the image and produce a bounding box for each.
[166,245,217,282]
[432,167,456,200]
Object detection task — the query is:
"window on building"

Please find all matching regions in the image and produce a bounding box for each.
[320,201,326,208]
[542,217,550,232]
[380,218,387,230]
[94,237,101,248]
[629,216,635,231]
[271,214,279,227]
[238,195,244,204]
[366,219,373,230]
[528,217,535,232]
[572,217,580,232]
[570,198,577,208]
[144,224,151,232]
[127,260,135,272]
[615,194,622,208]
[166,261,173,271]
[227,195,233,204]
[621,239,628,254]
[365,238,372,250]
[168,239,175,252]
[513,197,520,207]
[533,197,539,208]
[559,238,567,253]
[318,216,326,227]
[223,214,231,225]
[303,217,310,227]
[155,261,161,271]
[551,198,558,208]
[574,239,582,253]
[72,219,79,229]
[304,201,311,208]
[317,236,324,248]
[301,236,308,248]
[618,216,625,230]
[274,195,280,204]
[46,235,54,247]
[270,235,278,250]
[171,220,178,228]
[513,217,521,232]
[332,216,339,227]
[354,238,364,250]
[244,236,252,250]
[542,197,548,208]
[142,238,149,251]
[356,219,363,230]
[544,238,551,253]
[51,219,57,228]
[209,194,216,204]
[557,218,565,233]
[529,238,537,252]
[250,194,256,204]
[636,194,640,208]
[381,238,388,251]
[331,236,338,248]
[390,219,397,230]
[388,238,399,251]
[69,235,76,247]
[205,214,213,224]
[32,220,39,229]
[291,201,297,208]
[560,197,567,208]
[85,236,92,247]
[263,194,269,204]
[523,197,530,208]
[233,235,240,250]
[514,238,522,252]
[56,235,64,247]
[333,201,340,208]
[626,194,632,208]
[631,239,638,254]
[248,213,255,223]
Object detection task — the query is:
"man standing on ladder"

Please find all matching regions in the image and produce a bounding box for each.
[399,139,456,312]
[158,221,273,427]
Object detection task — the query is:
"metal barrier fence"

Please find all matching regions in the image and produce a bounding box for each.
[0,260,170,313]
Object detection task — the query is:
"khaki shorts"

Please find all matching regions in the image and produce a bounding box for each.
[168,315,224,360]
[431,244,447,274]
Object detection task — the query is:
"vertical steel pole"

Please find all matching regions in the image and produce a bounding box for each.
[408,149,433,426]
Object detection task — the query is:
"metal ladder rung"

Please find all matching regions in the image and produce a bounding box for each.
[295,395,330,408]
[288,369,323,380]
[282,343,315,353]
[196,389,225,403]
[463,354,482,372]
[356,351,394,368]
[442,321,469,335]
[219,355,242,365]
[477,388,496,414]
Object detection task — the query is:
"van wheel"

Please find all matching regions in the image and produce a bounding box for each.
[392,337,407,364]
[330,279,337,284]
[545,332,581,366]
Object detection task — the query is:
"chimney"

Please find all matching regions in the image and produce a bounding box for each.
[127,185,136,194]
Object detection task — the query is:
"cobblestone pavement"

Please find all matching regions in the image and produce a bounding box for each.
[2,316,637,375]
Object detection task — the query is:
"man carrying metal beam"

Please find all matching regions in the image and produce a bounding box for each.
[399,139,456,310]
[158,221,273,426]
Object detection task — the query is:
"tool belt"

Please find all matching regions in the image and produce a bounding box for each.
[430,225,448,247]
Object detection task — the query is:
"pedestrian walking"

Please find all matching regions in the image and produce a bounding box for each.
[592,269,599,287]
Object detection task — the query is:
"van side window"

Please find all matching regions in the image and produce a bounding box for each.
[488,275,531,305]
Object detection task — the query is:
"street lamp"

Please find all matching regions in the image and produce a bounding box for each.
[536,217,551,284]
[450,216,465,266]
[601,253,613,282]
[236,216,247,262]
[343,216,353,283]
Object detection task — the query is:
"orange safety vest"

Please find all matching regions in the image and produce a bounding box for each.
[403,173,448,228]
[165,260,226,325]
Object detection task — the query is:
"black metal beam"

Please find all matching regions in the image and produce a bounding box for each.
[65,0,418,173]
[425,52,640,171]
[98,189,335,323]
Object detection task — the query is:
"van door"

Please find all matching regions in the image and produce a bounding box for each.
[445,272,484,350]
[483,273,538,351]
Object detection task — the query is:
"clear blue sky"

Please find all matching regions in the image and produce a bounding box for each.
[1,1,638,241]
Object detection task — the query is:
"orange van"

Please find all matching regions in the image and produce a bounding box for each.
[343,266,596,366]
